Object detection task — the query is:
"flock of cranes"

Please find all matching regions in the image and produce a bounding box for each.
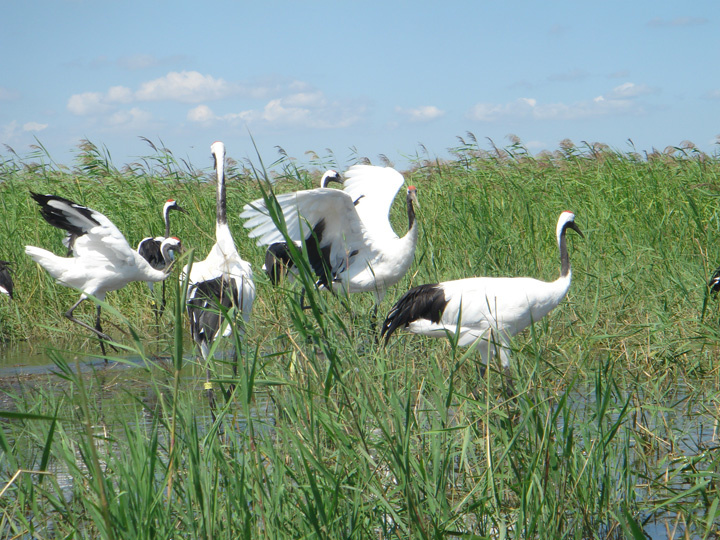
[10,139,606,396]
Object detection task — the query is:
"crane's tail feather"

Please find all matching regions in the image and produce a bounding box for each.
[380,283,448,344]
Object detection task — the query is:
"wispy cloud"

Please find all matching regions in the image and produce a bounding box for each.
[608,70,630,79]
[704,89,720,100]
[0,87,19,101]
[469,82,656,122]
[23,122,48,132]
[188,91,363,130]
[117,53,187,70]
[395,105,445,122]
[135,71,236,103]
[67,71,237,115]
[647,16,708,28]
[67,72,365,131]
[547,69,589,83]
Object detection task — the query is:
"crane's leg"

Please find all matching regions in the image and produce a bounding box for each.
[159,280,167,318]
[369,303,379,333]
[65,298,115,357]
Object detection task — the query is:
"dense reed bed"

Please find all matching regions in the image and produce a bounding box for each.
[1,138,719,538]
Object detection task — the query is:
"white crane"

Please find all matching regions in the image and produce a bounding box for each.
[184,141,255,379]
[381,211,583,396]
[0,261,13,299]
[241,164,419,319]
[25,193,182,355]
[137,199,186,318]
[263,169,342,285]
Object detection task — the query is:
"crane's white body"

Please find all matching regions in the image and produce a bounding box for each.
[25,199,170,301]
[382,212,582,369]
[242,164,418,303]
[25,193,181,352]
[403,274,572,367]
[183,141,254,359]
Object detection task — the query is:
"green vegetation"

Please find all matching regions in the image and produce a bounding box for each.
[1,137,720,538]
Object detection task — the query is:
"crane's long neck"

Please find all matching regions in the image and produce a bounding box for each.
[163,206,171,238]
[558,224,571,278]
[216,153,227,227]
[214,150,238,255]
[404,191,420,247]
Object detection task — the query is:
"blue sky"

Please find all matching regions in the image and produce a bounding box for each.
[2,2,718,171]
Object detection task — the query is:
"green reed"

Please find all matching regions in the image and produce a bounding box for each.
[1,138,720,538]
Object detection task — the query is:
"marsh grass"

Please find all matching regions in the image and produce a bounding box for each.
[1,138,720,538]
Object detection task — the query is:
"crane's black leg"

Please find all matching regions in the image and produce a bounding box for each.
[95,305,107,357]
[65,298,116,357]
[159,280,167,318]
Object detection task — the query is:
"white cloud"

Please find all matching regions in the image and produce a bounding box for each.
[135,71,235,103]
[188,91,362,130]
[187,104,255,125]
[106,85,133,103]
[187,104,217,123]
[704,90,720,100]
[23,122,48,132]
[107,107,152,128]
[67,92,113,116]
[469,83,654,123]
[605,82,656,99]
[396,105,445,122]
[67,73,363,131]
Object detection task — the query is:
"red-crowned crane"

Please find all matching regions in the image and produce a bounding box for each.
[241,165,419,322]
[137,199,186,318]
[262,169,342,285]
[183,141,254,387]
[25,192,182,355]
[381,211,583,397]
[0,261,13,299]
[708,266,720,294]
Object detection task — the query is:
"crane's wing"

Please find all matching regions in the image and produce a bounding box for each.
[341,165,405,239]
[241,188,366,275]
[30,193,136,266]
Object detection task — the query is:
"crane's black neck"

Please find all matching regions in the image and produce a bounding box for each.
[163,206,171,238]
[559,223,571,278]
[215,154,227,226]
[407,191,416,231]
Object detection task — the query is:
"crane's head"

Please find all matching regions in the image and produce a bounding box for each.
[320,170,342,188]
[557,211,584,239]
[407,185,419,207]
[210,141,226,171]
[164,199,188,215]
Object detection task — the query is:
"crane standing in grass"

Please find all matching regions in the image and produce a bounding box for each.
[25,192,182,355]
[137,199,187,320]
[184,141,255,391]
[381,211,584,397]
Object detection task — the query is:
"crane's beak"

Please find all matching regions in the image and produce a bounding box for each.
[408,188,419,208]
[568,221,584,238]
[327,173,342,185]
